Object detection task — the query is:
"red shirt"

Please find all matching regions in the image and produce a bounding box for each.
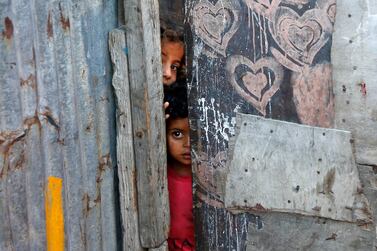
[167,167,195,251]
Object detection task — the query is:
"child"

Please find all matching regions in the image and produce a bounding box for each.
[161,28,185,86]
[164,85,195,251]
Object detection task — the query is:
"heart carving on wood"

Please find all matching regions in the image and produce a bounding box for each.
[193,0,240,57]
[317,0,337,24]
[226,56,283,116]
[242,0,281,19]
[270,7,332,67]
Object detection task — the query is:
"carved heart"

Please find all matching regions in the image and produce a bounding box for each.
[270,7,333,67]
[283,21,321,54]
[317,0,337,24]
[226,56,283,116]
[193,0,241,57]
[242,72,268,100]
[202,9,233,44]
[282,0,310,5]
[242,0,281,19]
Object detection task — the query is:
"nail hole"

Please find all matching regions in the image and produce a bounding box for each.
[317,171,320,174]
[353,66,357,70]
[342,119,346,123]
[318,158,322,162]
[252,157,255,161]
[245,169,248,172]
[322,132,326,136]
[349,40,353,43]
[346,100,350,105]
[270,129,274,133]
[244,199,247,203]
[288,200,291,203]
[244,122,247,126]
[348,14,352,18]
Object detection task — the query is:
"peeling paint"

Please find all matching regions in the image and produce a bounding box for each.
[359,81,367,96]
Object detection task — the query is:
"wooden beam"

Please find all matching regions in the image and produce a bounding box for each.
[109,28,145,251]
[122,0,169,248]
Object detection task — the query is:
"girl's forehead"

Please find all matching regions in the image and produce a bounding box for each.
[167,117,189,129]
[161,40,184,51]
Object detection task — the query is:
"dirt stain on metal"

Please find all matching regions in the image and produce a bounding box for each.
[94,154,112,204]
[47,12,53,39]
[358,81,367,96]
[2,17,13,40]
[59,4,70,31]
[323,168,335,196]
[20,74,37,89]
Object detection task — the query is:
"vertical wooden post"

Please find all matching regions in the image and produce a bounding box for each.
[109,28,146,251]
[112,0,169,249]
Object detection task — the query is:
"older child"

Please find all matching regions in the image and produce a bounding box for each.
[161,28,185,86]
[164,85,194,251]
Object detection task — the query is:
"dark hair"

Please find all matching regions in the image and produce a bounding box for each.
[161,27,184,44]
[164,81,188,119]
[161,28,186,80]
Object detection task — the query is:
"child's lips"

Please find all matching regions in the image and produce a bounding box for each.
[183,153,191,159]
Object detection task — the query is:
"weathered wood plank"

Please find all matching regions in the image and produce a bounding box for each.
[332,0,377,166]
[225,113,372,224]
[123,0,169,248]
[148,241,168,251]
[109,28,145,251]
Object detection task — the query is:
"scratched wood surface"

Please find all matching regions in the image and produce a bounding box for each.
[123,0,169,248]
[185,0,337,249]
[109,28,146,251]
[225,113,372,224]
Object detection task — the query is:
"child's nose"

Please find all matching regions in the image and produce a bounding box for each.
[184,136,190,148]
[163,64,172,78]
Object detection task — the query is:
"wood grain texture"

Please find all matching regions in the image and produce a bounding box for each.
[226,113,373,224]
[148,241,168,251]
[109,28,146,251]
[123,0,169,248]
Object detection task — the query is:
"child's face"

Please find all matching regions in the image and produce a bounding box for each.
[166,117,191,166]
[161,40,184,86]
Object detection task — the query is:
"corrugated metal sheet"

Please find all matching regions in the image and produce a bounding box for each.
[0,0,119,250]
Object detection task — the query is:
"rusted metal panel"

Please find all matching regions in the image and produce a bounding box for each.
[225,113,372,224]
[0,0,119,250]
[332,0,377,165]
[246,213,375,251]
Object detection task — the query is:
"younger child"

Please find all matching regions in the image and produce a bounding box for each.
[161,28,185,86]
[164,85,194,251]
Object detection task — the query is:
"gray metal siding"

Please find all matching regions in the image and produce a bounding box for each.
[0,0,119,250]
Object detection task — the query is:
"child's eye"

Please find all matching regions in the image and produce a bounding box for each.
[171,64,179,71]
[172,131,183,138]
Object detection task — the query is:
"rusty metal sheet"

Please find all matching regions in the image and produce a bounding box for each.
[225,113,372,224]
[332,0,377,166]
[0,0,119,250]
[246,213,375,251]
